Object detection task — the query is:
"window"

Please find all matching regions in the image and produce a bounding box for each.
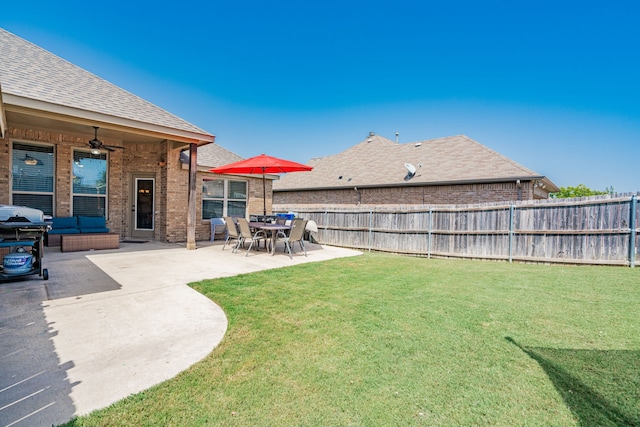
[202,178,247,219]
[72,150,107,217]
[11,142,55,215]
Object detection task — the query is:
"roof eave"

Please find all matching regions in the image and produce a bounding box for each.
[539,177,560,193]
[3,94,215,145]
[274,176,550,192]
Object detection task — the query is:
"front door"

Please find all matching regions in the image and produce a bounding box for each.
[130,175,155,239]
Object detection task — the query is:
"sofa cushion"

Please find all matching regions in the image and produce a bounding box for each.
[48,228,80,235]
[77,216,106,229]
[79,227,110,234]
[52,216,78,229]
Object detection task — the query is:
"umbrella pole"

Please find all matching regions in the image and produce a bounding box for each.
[262,173,267,216]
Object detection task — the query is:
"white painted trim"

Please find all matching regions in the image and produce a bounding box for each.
[3,94,215,144]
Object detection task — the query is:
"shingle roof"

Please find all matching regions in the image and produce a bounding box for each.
[182,143,244,167]
[0,28,212,139]
[274,134,558,191]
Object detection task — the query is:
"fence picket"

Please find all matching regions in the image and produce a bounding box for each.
[279,193,639,266]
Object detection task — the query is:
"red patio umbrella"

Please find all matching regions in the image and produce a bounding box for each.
[209,153,312,216]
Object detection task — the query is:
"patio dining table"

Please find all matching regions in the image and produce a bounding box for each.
[249,222,291,255]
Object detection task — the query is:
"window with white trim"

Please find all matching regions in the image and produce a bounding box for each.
[202,178,247,219]
[11,142,55,215]
[72,150,107,217]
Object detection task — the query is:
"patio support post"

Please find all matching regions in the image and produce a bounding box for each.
[186,143,197,250]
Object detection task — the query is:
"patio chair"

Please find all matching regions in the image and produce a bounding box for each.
[274,216,290,237]
[222,217,240,251]
[210,218,227,242]
[278,218,308,259]
[236,217,268,256]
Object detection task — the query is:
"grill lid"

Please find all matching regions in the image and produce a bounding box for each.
[0,205,45,223]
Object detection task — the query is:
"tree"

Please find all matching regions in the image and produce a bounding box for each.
[550,184,612,199]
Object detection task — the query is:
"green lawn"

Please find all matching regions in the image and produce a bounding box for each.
[63,253,639,426]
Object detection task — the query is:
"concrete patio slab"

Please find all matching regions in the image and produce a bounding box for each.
[0,240,361,426]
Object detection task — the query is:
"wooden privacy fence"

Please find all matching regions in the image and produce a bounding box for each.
[280,193,640,267]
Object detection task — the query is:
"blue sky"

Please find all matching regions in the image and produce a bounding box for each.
[2,1,639,192]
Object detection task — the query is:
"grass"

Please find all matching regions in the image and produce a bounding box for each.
[63,253,639,426]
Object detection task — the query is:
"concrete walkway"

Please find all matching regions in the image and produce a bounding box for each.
[0,240,362,426]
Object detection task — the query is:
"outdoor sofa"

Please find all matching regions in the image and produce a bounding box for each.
[45,216,118,251]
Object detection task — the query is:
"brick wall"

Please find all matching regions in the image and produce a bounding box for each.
[2,124,284,243]
[274,181,535,208]
[0,125,183,240]
[120,140,167,240]
[193,174,273,241]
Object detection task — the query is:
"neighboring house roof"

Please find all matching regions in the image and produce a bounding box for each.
[181,143,244,168]
[274,134,559,191]
[182,144,281,181]
[0,28,214,144]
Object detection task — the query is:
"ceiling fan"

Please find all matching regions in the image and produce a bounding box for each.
[89,126,124,152]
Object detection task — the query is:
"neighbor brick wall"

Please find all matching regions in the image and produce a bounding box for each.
[274,181,534,208]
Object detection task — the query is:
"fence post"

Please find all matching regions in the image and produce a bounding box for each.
[630,195,637,268]
[428,208,433,258]
[508,204,515,263]
[324,211,328,238]
[368,210,373,252]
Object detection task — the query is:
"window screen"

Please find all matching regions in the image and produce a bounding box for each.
[11,142,54,215]
[202,179,247,219]
[72,150,107,217]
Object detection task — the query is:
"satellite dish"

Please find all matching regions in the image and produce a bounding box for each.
[404,163,422,181]
[404,163,417,174]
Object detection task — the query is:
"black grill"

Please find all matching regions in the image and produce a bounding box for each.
[0,205,50,281]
